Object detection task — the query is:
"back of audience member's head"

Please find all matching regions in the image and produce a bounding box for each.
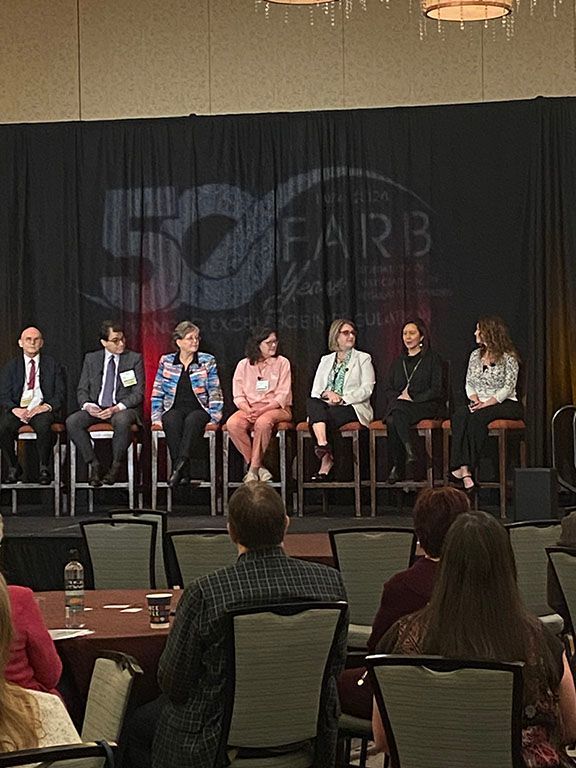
[413,487,470,558]
[0,573,41,750]
[228,482,287,550]
[558,511,576,547]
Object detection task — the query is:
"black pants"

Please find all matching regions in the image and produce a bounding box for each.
[0,410,55,469]
[307,397,358,450]
[161,407,210,464]
[385,400,441,466]
[450,400,524,471]
[66,409,139,464]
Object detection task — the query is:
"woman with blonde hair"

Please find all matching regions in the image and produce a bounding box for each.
[450,316,522,495]
[0,573,79,751]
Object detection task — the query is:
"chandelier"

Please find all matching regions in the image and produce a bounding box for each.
[422,1,511,21]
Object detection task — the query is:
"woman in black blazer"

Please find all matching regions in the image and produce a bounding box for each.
[381,319,444,483]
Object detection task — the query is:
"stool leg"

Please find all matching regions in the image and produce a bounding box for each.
[53,436,60,517]
[223,431,230,516]
[70,443,77,517]
[208,432,217,517]
[499,431,507,520]
[151,432,158,511]
[352,432,361,518]
[279,431,287,509]
[297,432,304,517]
[128,443,135,509]
[166,448,172,513]
[424,429,434,488]
[370,430,377,517]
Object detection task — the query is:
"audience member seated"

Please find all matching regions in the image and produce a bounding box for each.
[0,572,79,752]
[66,320,144,487]
[449,316,522,497]
[122,482,348,768]
[547,510,576,626]
[307,318,375,480]
[337,487,469,720]
[380,319,444,483]
[227,326,292,483]
[372,511,576,765]
[151,321,223,488]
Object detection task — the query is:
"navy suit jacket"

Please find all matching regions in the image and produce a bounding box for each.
[0,354,65,416]
[76,349,144,412]
[153,547,348,768]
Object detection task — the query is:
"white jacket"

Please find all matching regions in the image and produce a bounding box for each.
[310,348,375,426]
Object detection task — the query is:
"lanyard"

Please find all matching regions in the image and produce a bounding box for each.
[402,357,423,388]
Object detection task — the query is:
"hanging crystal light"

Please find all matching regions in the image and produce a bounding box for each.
[421,1,512,21]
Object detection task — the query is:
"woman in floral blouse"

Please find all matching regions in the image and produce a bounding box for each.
[449,316,522,495]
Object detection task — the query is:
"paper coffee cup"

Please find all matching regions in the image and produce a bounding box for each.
[146,592,172,628]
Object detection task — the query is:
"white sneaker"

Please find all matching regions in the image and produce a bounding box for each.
[242,470,258,484]
[258,467,273,483]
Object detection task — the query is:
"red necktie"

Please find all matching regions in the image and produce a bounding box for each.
[28,359,36,390]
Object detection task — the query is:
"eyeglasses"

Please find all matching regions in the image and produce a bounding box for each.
[340,330,356,336]
[107,337,125,345]
[262,340,278,346]
[183,335,200,342]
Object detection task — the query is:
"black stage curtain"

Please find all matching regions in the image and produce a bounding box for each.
[1,98,575,465]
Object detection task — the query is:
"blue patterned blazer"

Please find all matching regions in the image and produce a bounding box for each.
[153,547,348,768]
[151,351,223,425]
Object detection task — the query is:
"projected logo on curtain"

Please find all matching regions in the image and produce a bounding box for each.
[86,167,446,334]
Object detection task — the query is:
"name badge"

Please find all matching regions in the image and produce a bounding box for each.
[120,370,137,387]
[256,379,269,392]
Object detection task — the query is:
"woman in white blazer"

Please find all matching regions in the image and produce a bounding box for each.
[307,318,375,480]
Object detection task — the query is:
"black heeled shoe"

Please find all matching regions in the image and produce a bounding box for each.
[168,458,188,488]
[311,469,333,482]
[386,466,404,485]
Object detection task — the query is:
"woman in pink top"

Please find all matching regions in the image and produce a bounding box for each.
[226,328,292,483]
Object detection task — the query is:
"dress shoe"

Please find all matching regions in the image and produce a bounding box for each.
[38,466,51,485]
[5,464,23,484]
[258,467,273,483]
[88,461,103,488]
[103,461,122,486]
[168,458,188,488]
[386,465,404,484]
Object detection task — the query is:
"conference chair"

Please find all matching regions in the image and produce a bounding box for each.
[151,423,220,516]
[367,655,524,768]
[165,528,238,588]
[506,520,563,634]
[0,423,66,516]
[546,546,576,638]
[220,601,348,768]
[108,509,168,589]
[69,424,141,516]
[297,421,364,517]
[80,519,157,589]
[329,527,416,649]
[0,742,116,768]
[82,651,143,745]
[222,420,294,514]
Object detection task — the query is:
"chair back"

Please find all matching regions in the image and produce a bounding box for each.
[109,509,168,588]
[367,655,524,768]
[166,529,237,587]
[222,601,347,762]
[329,528,415,626]
[546,546,576,633]
[0,742,116,768]
[506,521,561,616]
[80,519,157,589]
[82,651,143,743]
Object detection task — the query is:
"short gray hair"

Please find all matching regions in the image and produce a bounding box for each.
[172,321,200,345]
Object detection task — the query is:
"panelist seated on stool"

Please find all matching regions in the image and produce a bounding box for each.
[0,326,65,485]
[66,320,144,487]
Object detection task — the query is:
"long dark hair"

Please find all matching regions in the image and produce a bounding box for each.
[245,327,277,365]
[401,318,430,354]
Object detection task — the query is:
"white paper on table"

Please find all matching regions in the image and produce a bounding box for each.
[102,604,131,609]
[120,607,142,613]
[49,628,95,640]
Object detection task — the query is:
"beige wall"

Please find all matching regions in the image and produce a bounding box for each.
[0,0,574,123]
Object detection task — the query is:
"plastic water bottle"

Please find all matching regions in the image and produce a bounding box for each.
[64,549,85,628]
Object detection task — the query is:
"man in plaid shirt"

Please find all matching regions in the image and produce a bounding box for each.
[151,482,348,768]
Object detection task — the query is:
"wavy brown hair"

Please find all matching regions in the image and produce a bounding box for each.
[477,316,519,362]
[0,573,43,751]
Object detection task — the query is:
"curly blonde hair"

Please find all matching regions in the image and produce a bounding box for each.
[0,573,42,751]
[478,316,519,362]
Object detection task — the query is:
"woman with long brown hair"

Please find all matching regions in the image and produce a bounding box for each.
[450,316,522,495]
[372,512,576,766]
[0,573,79,752]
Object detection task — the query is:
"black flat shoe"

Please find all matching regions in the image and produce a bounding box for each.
[168,458,188,488]
[386,466,404,484]
[38,467,51,485]
[5,464,23,484]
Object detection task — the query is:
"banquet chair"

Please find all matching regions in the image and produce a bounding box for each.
[108,509,168,589]
[0,423,66,516]
[0,742,116,768]
[80,519,157,589]
[297,421,364,517]
[82,651,143,745]
[151,423,220,516]
[506,521,564,635]
[69,424,141,516]
[329,527,415,649]
[165,528,237,588]
[367,654,524,768]
[220,601,348,768]
[546,547,576,638]
[222,420,294,514]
